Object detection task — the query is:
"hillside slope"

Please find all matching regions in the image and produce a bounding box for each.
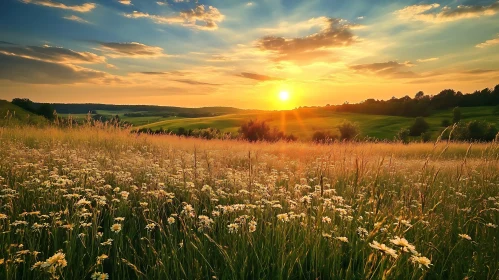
[0,100,47,126]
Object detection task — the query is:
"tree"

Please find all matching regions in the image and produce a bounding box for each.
[11,98,36,113]
[409,117,429,136]
[37,103,55,120]
[337,121,359,141]
[415,91,424,100]
[452,107,461,123]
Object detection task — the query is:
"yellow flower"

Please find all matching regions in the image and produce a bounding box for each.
[0,213,8,219]
[111,223,122,233]
[45,252,68,267]
[91,272,109,280]
[390,237,416,253]
[96,254,108,265]
[369,241,398,259]
[335,237,349,243]
[459,234,472,241]
[410,255,432,269]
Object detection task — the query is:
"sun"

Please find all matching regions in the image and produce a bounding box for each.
[279,91,290,101]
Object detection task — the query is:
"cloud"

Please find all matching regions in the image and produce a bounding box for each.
[0,45,107,65]
[417,57,439,63]
[256,17,358,62]
[0,41,16,45]
[395,2,499,23]
[172,79,221,86]
[476,34,499,48]
[123,5,225,30]
[0,52,107,84]
[237,72,282,81]
[350,61,417,79]
[63,15,90,24]
[118,0,132,5]
[19,0,96,12]
[96,42,166,58]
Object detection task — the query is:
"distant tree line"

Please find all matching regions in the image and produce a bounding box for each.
[327,85,499,117]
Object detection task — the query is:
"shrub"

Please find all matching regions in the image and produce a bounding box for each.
[337,121,359,141]
[409,117,429,136]
[421,131,432,143]
[396,128,410,144]
[452,107,461,123]
[312,131,338,144]
[441,119,451,127]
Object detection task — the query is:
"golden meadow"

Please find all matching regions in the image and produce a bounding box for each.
[0,125,497,279]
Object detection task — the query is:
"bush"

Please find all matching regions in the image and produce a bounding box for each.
[239,120,296,142]
[441,119,451,127]
[396,128,410,144]
[452,107,461,123]
[409,117,429,136]
[451,121,498,142]
[337,121,359,141]
[421,131,432,143]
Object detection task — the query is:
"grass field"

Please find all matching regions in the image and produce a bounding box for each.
[0,125,497,279]
[140,106,499,140]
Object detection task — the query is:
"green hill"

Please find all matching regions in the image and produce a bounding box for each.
[0,100,48,126]
[139,106,499,140]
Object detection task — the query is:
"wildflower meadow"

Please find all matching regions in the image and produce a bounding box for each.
[0,126,497,279]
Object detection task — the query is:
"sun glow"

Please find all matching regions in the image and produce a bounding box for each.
[279,91,290,101]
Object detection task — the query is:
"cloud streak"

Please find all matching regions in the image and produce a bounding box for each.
[19,0,96,12]
[476,34,499,48]
[350,61,417,79]
[0,52,107,84]
[237,72,282,81]
[395,2,499,23]
[96,42,166,58]
[124,5,224,31]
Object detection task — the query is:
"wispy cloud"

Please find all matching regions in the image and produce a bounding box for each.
[63,15,90,24]
[0,52,109,84]
[124,5,225,31]
[118,0,132,5]
[0,44,107,65]
[395,2,499,23]
[19,0,96,13]
[476,34,499,48]
[237,72,282,81]
[350,61,417,79]
[417,57,439,63]
[96,42,167,58]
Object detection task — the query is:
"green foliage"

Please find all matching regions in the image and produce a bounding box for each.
[337,121,359,141]
[450,121,498,142]
[452,107,461,123]
[441,119,451,127]
[396,128,410,144]
[409,117,429,136]
[239,120,296,142]
[312,131,338,143]
[421,131,432,143]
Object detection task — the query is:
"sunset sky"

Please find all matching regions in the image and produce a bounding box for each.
[1,0,499,109]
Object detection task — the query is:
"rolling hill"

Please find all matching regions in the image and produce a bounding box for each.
[139,106,499,140]
[0,100,48,126]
